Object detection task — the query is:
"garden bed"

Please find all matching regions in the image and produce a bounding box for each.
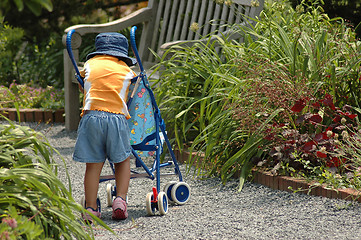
[174,150,361,203]
[0,108,65,123]
[1,109,359,202]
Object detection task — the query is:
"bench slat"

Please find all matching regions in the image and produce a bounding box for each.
[219,4,230,33]
[165,0,180,43]
[173,0,187,40]
[202,1,215,36]
[157,0,172,50]
[180,0,194,40]
[210,3,222,33]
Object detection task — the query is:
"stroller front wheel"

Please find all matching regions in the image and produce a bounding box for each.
[157,192,168,215]
[106,183,114,207]
[145,192,156,216]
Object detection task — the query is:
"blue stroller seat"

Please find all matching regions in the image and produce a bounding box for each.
[66,26,191,216]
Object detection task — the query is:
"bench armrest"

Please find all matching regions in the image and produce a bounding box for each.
[64,7,153,35]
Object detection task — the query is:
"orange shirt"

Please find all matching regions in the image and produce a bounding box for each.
[80,55,135,119]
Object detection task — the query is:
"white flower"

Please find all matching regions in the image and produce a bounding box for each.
[190,22,199,32]
[225,0,233,6]
[251,0,260,7]
[326,130,333,138]
[214,0,224,4]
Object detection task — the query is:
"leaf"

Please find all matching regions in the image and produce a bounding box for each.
[309,114,323,123]
[24,1,42,16]
[316,151,327,158]
[13,0,24,11]
[291,98,306,112]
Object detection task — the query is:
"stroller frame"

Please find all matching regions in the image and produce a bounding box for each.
[66,26,190,216]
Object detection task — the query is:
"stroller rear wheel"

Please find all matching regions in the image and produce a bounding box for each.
[171,182,191,205]
[163,181,177,204]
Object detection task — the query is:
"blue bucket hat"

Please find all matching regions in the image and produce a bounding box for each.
[86,32,137,66]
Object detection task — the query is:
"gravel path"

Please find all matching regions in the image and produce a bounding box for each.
[21,122,361,239]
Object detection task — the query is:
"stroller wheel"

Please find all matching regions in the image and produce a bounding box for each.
[171,182,191,205]
[106,183,114,207]
[145,192,156,216]
[157,192,168,215]
[163,181,177,204]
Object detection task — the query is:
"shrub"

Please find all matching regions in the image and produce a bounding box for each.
[247,0,361,108]
[15,35,64,88]
[261,93,361,189]
[0,120,110,239]
[0,82,64,110]
[0,23,24,85]
[0,22,64,89]
[153,0,361,190]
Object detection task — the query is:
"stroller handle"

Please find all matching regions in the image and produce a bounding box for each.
[66,29,84,88]
[130,26,144,72]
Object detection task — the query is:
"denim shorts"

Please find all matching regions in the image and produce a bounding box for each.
[73,111,132,164]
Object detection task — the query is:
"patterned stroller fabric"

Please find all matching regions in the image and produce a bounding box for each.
[127,76,163,158]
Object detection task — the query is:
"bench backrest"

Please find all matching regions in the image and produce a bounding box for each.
[138,0,264,66]
[63,0,265,130]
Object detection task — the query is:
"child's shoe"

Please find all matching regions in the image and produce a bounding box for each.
[82,207,101,224]
[112,197,128,220]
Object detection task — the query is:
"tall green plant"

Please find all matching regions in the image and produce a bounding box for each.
[153,0,361,188]
[0,119,111,239]
[242,0,361,108]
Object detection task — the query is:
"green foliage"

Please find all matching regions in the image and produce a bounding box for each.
[288,0,361,37]
[153,0,361,190]
[0,23,24,85]
[0,0,53,17]
[0,23,63,88]
[0,1,146,90]
[0,120,111,239]
[250,0,361,108]
[153,35,283,189]
[16,36,64,88]
[0,206,43,239]
[0,83,64,110]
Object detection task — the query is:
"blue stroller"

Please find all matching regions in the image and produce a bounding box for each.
[66,26,191,216]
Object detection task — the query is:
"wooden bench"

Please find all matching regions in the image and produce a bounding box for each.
[62,0,265,130]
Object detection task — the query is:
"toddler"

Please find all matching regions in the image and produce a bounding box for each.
[73,32,136,223]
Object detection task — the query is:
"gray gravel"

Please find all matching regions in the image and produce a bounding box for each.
[19,122,361,239]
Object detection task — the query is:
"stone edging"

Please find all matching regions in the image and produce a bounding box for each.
[174,150,361,203]
[0,108,65,123]
[252,170,361,203]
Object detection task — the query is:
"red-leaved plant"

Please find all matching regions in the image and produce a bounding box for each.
[265,93,358,175]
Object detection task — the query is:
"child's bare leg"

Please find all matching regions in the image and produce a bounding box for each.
[84,162,104,209]
[114,157,131,200]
